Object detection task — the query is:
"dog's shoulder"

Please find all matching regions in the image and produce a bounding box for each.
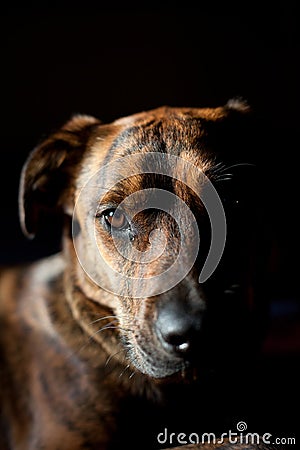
[0,253,66,369]
[0,253,65,362]
[0,254,65,319]
[0,254,66,447]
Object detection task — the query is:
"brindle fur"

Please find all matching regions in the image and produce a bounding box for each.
[0,104,272,449]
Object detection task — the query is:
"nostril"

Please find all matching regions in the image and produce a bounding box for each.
[160,328,192,354]
[156,311,202,356]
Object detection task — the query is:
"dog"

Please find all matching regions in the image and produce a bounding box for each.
[0,102,273,449]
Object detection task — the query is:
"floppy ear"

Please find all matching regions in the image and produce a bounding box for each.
[19,114,101,238]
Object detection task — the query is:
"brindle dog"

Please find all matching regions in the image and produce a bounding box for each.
[0,103,273,449]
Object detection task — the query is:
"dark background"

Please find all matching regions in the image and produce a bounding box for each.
[1,5,299,440]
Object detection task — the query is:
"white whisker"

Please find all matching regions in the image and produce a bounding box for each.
[119,364,130,378]
[88,315,118,326]
[128,371,136,379]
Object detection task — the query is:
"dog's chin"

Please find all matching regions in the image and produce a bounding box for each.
[135,358,186,380]
[126,344,189,380]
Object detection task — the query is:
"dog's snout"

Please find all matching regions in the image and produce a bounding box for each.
[156,302,203,356]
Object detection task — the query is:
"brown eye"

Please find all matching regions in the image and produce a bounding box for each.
[104,209,128,230]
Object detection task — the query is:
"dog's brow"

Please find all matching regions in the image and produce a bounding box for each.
[99,175,144,204]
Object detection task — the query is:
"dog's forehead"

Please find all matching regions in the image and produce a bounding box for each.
[90,106,226,171]
[110,106,226,156]
[77,105,237,199]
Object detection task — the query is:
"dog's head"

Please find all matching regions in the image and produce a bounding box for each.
[19,102,268,379]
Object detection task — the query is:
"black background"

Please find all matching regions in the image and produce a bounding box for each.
[0,5,299,440]
[0,8,299,277]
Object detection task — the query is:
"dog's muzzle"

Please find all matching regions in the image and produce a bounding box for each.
[125,280,207,379]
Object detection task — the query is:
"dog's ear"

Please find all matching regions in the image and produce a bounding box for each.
[19,115,101,238]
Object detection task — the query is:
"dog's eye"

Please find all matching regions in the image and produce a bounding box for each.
[103,209,129,230]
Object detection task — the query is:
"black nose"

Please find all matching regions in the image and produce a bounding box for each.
[156,303,203,356]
